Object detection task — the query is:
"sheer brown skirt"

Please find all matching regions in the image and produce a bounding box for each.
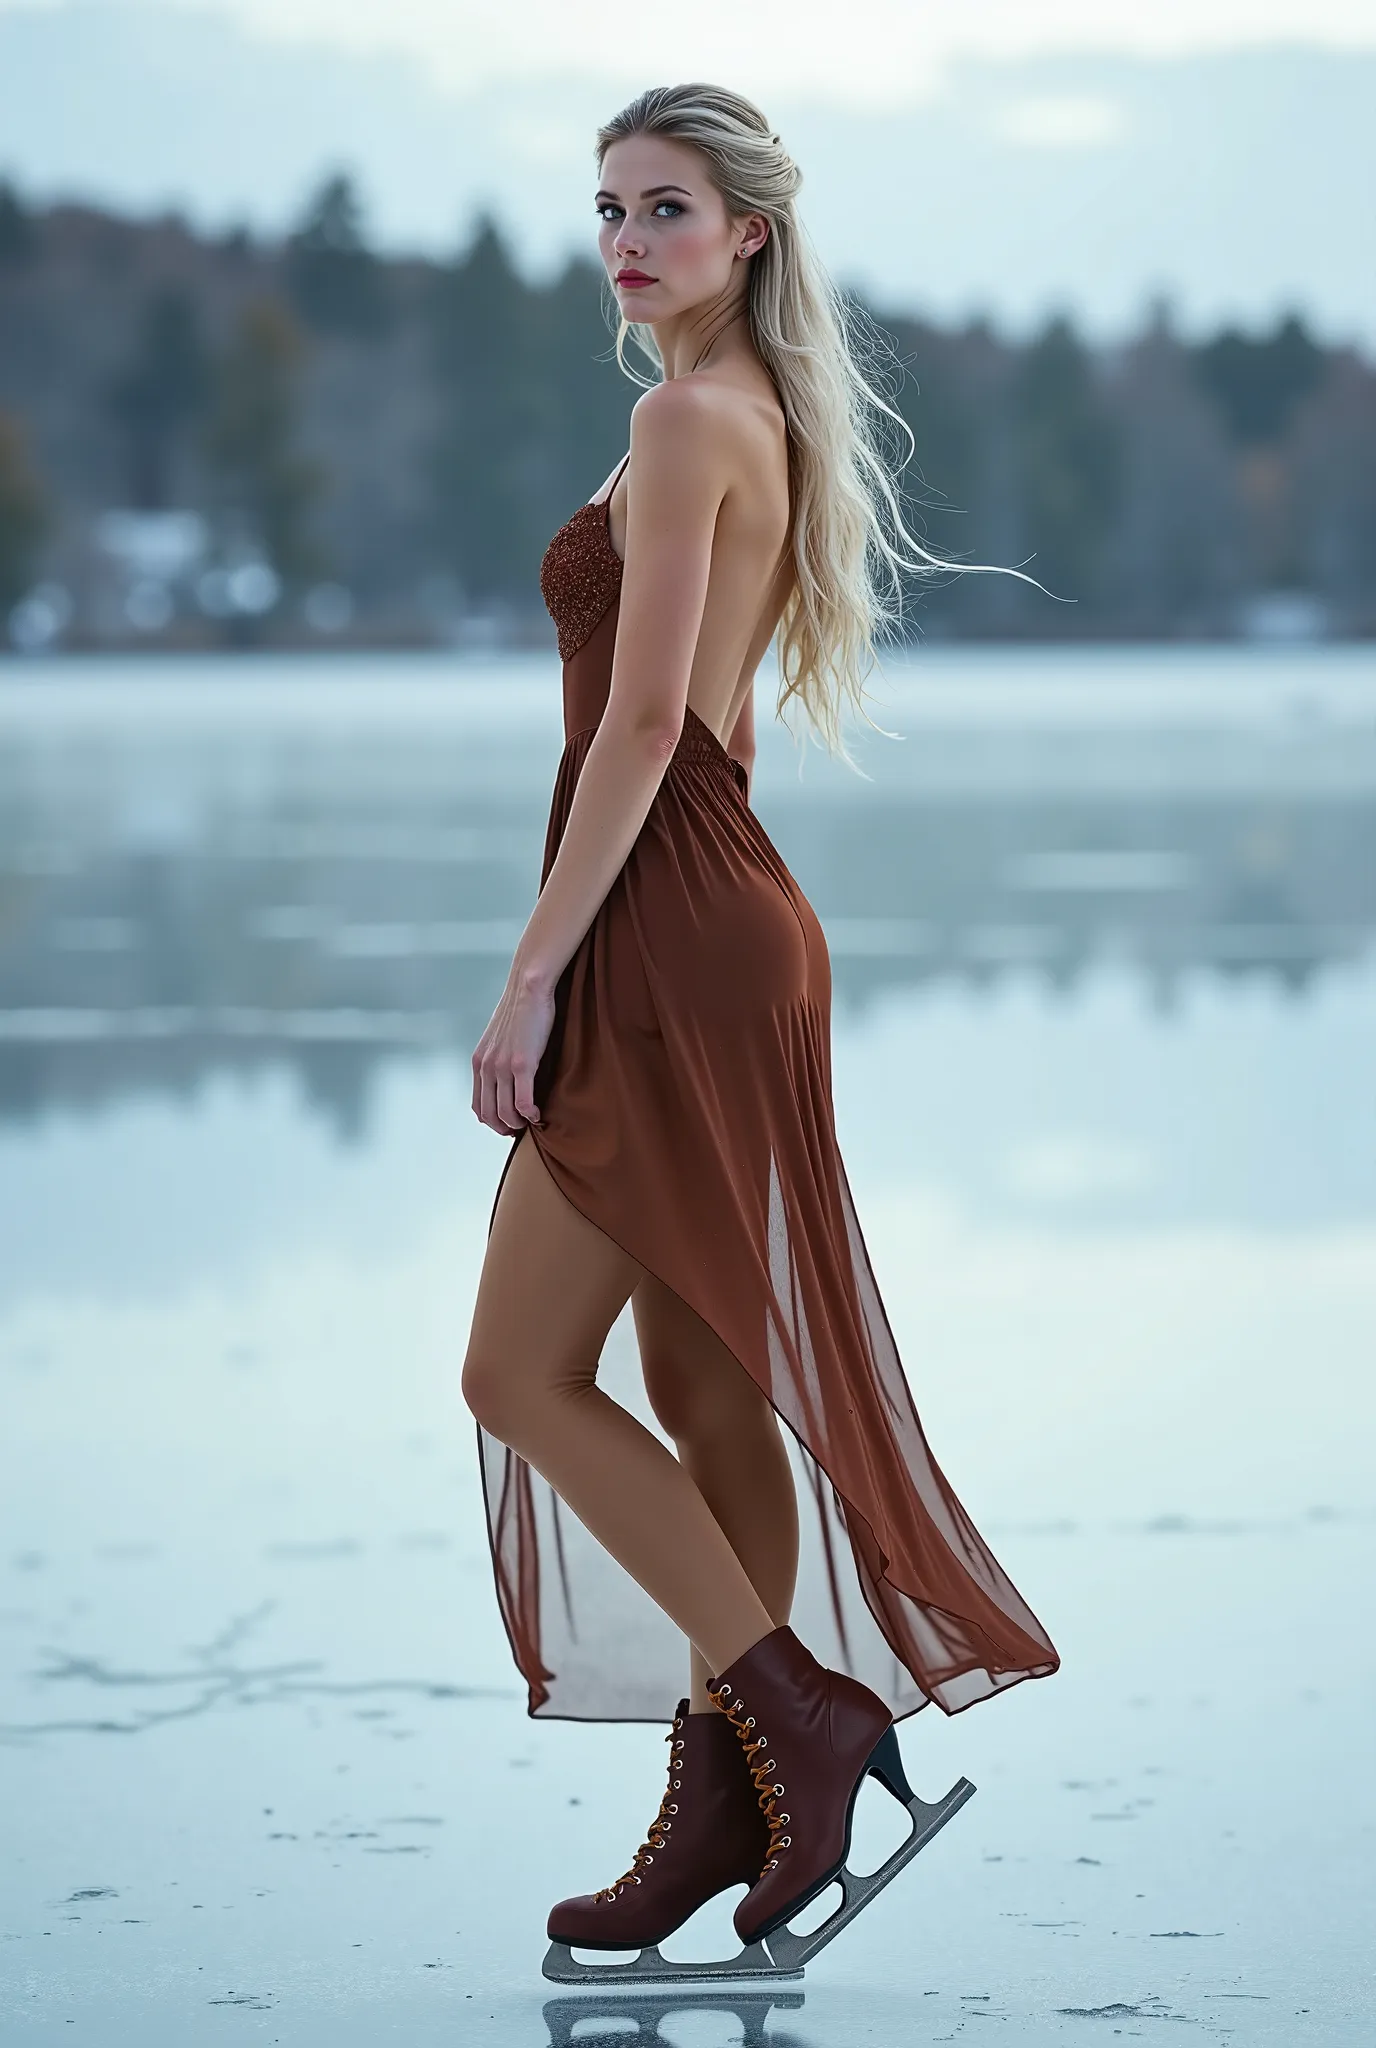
[478,707,1060,1722]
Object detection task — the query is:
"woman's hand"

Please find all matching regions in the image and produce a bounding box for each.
[471,968,555,1135]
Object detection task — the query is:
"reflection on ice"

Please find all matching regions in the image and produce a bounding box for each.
[2,648,1374,1140]
[541,1988,804,2046]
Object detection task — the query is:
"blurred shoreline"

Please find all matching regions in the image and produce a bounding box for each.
[2,184,1373,657]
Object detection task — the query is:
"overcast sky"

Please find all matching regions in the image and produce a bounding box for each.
[9,0,1376,96]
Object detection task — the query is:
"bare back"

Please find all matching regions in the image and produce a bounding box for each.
[595,372,793,749]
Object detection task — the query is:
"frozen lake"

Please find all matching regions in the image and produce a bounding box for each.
[2,646,1374,2043]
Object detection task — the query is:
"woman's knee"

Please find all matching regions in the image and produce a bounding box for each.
[461,1342,595,1448]
[641,1339,773,1451]
[463,1136,637,1445]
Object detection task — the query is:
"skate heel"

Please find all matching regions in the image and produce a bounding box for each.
[761,1750,979,1977]
[864,1724,915,1806]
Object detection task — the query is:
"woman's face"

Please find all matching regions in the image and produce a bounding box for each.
[596,134,767,324]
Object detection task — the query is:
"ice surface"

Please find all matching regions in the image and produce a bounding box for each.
[1,651,1373,2044]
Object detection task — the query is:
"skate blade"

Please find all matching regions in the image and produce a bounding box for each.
[762,1773,977,1976]
[541,1936,803,1988]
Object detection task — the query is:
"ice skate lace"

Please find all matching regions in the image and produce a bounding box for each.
[708,1681,792,1873]
[592,1710,686,1902]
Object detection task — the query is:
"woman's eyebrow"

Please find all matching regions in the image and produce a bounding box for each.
[594,184,694,203]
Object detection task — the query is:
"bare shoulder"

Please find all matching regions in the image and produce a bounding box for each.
[630,375,733,467]
[632,374,721,427]
[630,374,781,479]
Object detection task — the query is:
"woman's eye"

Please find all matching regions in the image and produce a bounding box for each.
[595,199,681,222]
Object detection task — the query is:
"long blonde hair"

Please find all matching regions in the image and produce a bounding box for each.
[596,82,1037,768]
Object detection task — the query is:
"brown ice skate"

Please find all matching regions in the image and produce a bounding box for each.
[707,1625,977,1972]
[542,1696,782,1985]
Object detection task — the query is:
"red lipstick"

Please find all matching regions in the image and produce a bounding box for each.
[615,268,657,289]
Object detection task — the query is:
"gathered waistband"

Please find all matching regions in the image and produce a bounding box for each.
[564,702,739,774]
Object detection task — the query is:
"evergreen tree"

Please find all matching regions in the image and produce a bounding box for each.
[429,215,545,608]
[106,285,211,507]
[1193,312,1323,447]
[0,411,49,612]
[1291,351,1376,624]
[204,297,324,583]
[285,172,389,339]
[879,312,1016,631]
[886,317,981,548]
[1108,309,1245,631]
[0,180,36,265]
[1010,316,1121,616]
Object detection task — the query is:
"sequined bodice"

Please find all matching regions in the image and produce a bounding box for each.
[540,488,623,664]
[536,463,746,784]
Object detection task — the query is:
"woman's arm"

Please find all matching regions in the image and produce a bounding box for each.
[514,379,726,984]
[472,379,729,1134]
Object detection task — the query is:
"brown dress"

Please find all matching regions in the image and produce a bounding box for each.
[478,462,1061,1723]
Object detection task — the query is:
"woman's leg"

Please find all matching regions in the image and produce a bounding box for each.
[461,1131,776,1676]
[634,1276,800,1711]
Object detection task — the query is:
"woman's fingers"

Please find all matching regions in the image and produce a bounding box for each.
[494,1070,521,1134]
[473,1044,501,1134]
[481,1062,515,1136]
[511,1056,542,1128]
[470,977,554,1133]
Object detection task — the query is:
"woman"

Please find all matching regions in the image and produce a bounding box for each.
[461,82,1060,1963]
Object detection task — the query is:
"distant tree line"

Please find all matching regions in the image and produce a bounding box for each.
[0,171,1372,648]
